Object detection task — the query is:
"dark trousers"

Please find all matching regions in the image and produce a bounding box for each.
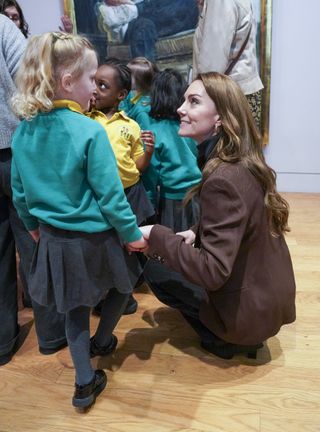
[127,0,198,61]
[73,0,107,63]
[143,259,225,345]
[137,0,198,38]
[0,149,66,356]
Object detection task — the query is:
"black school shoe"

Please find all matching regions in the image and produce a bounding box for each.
[201,341,264,360]
[72,369,107,410]
[90,334,118,358]
[92,295,138,317]
[122,295,138,315]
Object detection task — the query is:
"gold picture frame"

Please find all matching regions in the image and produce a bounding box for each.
[259,0,273,145]
[63,0,272,145]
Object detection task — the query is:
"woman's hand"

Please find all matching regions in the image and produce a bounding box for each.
[141,130,155,155]
[176,229,195,245]
[29,228,40,243]
[139,225,154,240]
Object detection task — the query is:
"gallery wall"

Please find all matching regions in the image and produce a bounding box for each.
[18,0,63,34]
[15,0,320,192]
[265,0,320,192]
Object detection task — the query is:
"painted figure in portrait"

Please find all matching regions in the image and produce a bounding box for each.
[64,0,272,142]
[65,0,199,73]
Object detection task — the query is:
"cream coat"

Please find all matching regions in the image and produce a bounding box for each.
[193,0,263,95]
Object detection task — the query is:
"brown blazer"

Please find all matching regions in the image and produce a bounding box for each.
[148,163,296,345]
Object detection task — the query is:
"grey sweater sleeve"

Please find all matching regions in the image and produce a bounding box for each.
[0,15,26,149]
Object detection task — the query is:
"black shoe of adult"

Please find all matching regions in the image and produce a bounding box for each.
[39,340,68,355]
[0,325,21,366]
[123,295,138,315]
[0,351,13,366]
[72,369,107,411]
[201,341,264,360]
[90,334,118,358]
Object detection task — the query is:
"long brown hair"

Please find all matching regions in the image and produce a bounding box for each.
[186,72,289,236]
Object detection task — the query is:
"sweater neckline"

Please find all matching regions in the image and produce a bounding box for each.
[52,100,83,114]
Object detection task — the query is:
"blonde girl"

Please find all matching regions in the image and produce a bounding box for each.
[11,32,146,411]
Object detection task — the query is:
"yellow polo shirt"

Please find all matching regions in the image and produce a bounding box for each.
[89,110,144,189]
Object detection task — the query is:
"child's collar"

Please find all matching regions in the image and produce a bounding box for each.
[53,100,83,114]
[90,109,130,122]
[130,92,142,105]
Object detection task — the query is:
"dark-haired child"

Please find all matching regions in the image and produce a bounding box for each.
[89,59,155,314]
[139,68,201,231]
[120,56,158,129]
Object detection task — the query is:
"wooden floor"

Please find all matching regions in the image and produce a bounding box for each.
[0,193,319,432]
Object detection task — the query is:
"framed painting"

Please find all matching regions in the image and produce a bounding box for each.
[63,0,272,144]
[257,0,273,145]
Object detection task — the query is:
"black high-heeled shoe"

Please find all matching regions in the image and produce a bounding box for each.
[201,341,263,360]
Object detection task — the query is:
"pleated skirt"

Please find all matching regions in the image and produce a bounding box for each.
[158,196,200,233]
[125,179,155,226]
[29,224,140,313]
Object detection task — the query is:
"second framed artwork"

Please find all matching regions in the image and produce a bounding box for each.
[63,0,272,144]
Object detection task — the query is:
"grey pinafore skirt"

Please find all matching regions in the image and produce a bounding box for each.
[29,224,140,313]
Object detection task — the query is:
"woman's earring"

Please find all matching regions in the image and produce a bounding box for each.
[214,123,220,134]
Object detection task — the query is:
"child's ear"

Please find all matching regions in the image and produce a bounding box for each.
[60,73,73,93]
[118,89,128,102]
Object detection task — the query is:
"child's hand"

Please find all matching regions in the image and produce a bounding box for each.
[89,94,97,111]
[141,130,155,155]
[29,228,40,243]
[126,235,148,253]
[60,15,73,33]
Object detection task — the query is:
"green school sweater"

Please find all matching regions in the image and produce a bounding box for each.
[120,91,151,128]
[141,117,201,201]
[11,103,141,242]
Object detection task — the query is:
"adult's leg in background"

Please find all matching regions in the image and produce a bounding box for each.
[6,153,66,352]
[246,90,262,129]
[0,150,19,363]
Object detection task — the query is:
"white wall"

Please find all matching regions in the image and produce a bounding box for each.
[16,0,320,193]
[265,0,320,192]
[18,0,64,35]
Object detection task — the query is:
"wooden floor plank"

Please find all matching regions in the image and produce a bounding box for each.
[0,192,319,431]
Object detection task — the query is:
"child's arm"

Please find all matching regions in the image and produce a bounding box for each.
[87,128,142,243]
[135,130,155,172]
